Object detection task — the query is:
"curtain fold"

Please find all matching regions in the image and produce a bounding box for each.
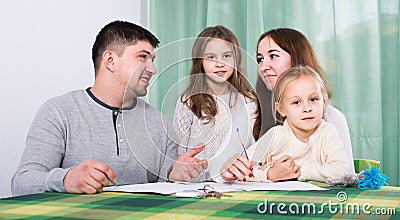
[149,0,399,186]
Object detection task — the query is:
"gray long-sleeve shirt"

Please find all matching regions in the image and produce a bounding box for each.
[11,88,177,196]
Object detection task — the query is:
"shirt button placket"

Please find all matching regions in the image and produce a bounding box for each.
[116,113,126,154]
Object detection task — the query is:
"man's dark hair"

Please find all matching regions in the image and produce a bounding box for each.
[92,20,159,74]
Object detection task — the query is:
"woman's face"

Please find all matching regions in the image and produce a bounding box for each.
[257,36,292,90]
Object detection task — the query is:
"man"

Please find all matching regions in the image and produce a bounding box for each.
[11,20,207,196]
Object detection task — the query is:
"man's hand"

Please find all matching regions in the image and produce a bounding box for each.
[64,159,116,194]
[267,155,301,182]
[169,144,208,182]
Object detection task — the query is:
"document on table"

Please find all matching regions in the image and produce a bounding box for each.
[103,181,328,195]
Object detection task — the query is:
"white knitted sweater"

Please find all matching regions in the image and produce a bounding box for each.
[173,93,257,181]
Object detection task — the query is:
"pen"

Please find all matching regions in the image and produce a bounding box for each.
[108,177,118,187]
[252,160,264,172]
[236,128,253,178]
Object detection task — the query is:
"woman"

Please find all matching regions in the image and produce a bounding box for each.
[255,28,352,160]
[220,28,354,182]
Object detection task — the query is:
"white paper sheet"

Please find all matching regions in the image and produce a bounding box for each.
[103,181,327,195]
[219,181,329,192]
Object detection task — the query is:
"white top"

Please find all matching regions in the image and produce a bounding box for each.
[173,93,257,181]
[248,120,354,183]
[324,104,354,171]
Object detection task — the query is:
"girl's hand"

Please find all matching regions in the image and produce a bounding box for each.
[266,155,301,182]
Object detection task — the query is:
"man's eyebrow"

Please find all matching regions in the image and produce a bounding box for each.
[137,50,151,55]
[137,49,155,59]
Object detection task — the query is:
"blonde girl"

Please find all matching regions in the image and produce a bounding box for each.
[221,66,353,183]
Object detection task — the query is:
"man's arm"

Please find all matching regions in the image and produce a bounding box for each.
[11,102,69,196]
[11,101,117,196]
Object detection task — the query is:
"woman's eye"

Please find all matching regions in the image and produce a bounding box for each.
[256,57,263,64]
[270,54,278,59]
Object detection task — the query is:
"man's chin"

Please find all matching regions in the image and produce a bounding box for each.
[124,89,147,99]
[135,91,147,98]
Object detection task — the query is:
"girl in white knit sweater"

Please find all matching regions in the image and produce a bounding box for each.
[173,26,259,182]
[221,65,353,183]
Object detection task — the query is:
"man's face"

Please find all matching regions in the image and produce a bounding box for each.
[114,40,156,98]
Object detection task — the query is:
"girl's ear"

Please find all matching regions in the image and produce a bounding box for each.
[275,102,286,117]
[102,50,116,72]
[323,97,328,111]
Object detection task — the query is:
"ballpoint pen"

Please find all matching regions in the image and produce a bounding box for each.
[108,177,118,187]
[236,128,254,179]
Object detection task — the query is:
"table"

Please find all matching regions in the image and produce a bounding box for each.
[0,184,399,219]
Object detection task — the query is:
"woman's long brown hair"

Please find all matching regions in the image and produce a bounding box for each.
[255,28,332,138]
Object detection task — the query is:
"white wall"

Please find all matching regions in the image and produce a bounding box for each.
[0,0,147,198]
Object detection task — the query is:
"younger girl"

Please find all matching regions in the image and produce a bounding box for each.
[222,65,353,183]
[173,26,259,182]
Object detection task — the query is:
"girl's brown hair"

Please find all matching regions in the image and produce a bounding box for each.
[181,25,259,138]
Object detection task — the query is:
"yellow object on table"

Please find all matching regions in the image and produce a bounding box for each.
[354,158,381,173]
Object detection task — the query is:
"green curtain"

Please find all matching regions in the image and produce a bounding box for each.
[149,0,399,186]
